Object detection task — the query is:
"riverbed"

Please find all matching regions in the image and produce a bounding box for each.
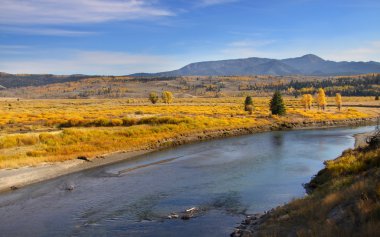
[0,126,374,237]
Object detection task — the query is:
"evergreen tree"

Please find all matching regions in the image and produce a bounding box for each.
[270,91,286,115]
[244,96,253,111]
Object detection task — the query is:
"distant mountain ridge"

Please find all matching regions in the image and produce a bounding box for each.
[131,54,380,76]
[0,73,92,88]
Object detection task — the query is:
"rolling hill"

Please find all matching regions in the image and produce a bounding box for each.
[0,72,93,88]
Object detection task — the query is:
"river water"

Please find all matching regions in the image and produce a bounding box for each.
[0,126,374,237]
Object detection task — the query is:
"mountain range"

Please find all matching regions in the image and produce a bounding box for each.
[131,54,380,77]
[1,54,380,89]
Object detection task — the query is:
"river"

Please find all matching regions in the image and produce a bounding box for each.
[0,126,375,237]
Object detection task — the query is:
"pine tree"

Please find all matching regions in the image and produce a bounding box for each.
[317,88,327,110]
[270,91,286,116]
[335,93,342,111]
[244,96,253,111]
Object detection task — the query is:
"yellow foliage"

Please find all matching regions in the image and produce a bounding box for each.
[317,88,327,110]
[162,91,174,104]
[0,97,376,169]
[301,94,313,110]
[335,93,342,110]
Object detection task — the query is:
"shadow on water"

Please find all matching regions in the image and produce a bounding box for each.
[271,132,284,147]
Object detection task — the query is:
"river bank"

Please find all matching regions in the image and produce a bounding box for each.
[232,128,380,237]
[0,117,377,193]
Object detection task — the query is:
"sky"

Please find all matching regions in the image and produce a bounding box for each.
[0,0,380,75]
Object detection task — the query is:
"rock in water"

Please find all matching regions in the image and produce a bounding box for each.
[10,186,18,191]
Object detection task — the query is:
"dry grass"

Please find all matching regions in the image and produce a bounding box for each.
[0,97,378,169]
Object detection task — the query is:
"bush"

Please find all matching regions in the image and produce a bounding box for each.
[149,92,159,104]
[122,118,138,126]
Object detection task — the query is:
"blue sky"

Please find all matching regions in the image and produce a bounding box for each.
[0,0,380,75]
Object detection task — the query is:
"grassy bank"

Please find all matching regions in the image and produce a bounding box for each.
[237,135,380,237]
[0,97,378,169]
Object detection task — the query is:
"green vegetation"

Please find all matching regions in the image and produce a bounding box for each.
[244,96,254,114]
[270,91,286,116]
[244,96,253,110]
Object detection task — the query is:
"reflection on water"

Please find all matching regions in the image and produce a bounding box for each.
[271,132,284,147]
[0,126,375,237]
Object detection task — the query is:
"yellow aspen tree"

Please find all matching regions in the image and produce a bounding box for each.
[162,91,173,104]
[335,93,342,111]
[317,88,327,110]
[301,94,309,110]
[306,94,313,110]
[301,94,313,110]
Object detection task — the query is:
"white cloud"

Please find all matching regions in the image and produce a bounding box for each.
[0,50,186,75]
[321,41,380,62]
[0,26,95,36]
[0,0,174,25]
[198,0,238,6]
[220,39,277,58]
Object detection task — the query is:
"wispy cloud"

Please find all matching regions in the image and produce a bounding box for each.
[198,0,239,6]
[0,0,174,25]
[220,39,276,58]
[0,26,95,36]
[0,44,31,55]
[0,45,30,50]
[228,40,275,48]
[322,41,380,62]
[0,50,186,75]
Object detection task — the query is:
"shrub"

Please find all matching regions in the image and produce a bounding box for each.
[110,119,123,126]
[149,92,159,104]
[122,118,138,126]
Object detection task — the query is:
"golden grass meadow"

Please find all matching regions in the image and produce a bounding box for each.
[0,96,377,169]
